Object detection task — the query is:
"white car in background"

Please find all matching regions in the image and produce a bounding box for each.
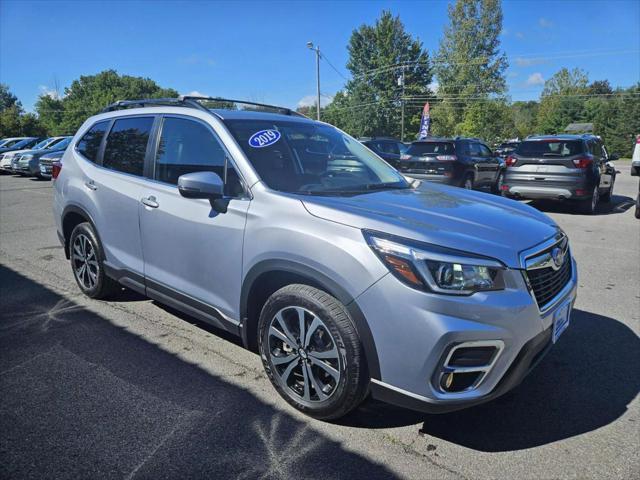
[631,135,640,219]
[0,137,66,173]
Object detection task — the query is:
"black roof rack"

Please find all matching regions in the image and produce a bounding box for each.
[101,95,305,117]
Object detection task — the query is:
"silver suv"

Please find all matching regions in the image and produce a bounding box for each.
[53,97,578,420]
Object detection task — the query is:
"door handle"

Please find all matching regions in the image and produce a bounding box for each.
[84,180,97,191]
[141,196,159,208]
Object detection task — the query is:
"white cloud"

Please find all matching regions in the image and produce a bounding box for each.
[429,81,439,93]
[38,85,61,99]
[515,31,525,39]
[297,94,333,108]
[538,17,553,28]
[515,56,547,67]
[182,90,208,97]
[526,72,545,86]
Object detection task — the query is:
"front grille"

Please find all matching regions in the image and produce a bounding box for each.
[525,247,572,309]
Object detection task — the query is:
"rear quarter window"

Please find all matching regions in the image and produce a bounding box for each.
[77,121,110,163]
[516,140,585,157]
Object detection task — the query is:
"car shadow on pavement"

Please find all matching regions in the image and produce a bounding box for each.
[341,308,640,452]
[0,264,397,479]
[528,194,635,216]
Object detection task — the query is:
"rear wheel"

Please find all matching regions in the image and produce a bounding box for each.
[69,222,120,299]
[577,184,599,215]
[462,174,474,190]
[635,193,640,219]
[258,284,368,420]
[601,175,615,202]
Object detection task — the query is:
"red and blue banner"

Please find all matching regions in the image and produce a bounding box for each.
[418,102,431,139]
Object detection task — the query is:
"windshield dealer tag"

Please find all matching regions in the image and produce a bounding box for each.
[249,129,281,148]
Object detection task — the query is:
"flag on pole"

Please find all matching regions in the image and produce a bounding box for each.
[418,102,431,139]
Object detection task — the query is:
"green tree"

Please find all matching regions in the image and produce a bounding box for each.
[0,83,21,111]
[536,68,589,133]
[456,100,515,144]
[34,95,65,135]
[55,70,179,134]
[323,11,432,139]
[511,101,539,138]
[434,0,508,130]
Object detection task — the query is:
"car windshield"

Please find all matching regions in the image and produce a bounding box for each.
[516,140,584,157]
[406,142,455,156]
[49,137,71,150]
[33,138,55,149]
[2,139,25,148]
[224,119,409,195]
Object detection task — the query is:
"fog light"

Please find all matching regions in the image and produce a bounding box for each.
[441,372,454,390]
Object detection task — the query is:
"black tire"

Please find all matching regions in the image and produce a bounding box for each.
[492,171,505,195]
[462,174,474,190]
[576,185,599,215]
[635,193,640,219]
[69,222,120,299]
[601,175,614,202]
[258,284,368,420]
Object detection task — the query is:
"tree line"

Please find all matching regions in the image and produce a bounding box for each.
[1,0,638,156]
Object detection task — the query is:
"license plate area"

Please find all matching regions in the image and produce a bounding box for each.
[552,301,571,343]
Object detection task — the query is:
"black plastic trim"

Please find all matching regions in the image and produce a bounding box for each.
[240,259,381,380]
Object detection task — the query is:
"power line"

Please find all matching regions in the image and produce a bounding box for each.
[320,52,349,82]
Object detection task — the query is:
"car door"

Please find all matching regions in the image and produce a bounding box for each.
[88,115,156,282]
[597,142,612,191]
[479,143,501,186]
[467,141,485,184]
[138,115,250,326]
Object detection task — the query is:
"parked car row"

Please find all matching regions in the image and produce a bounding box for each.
[0,136,71,179]
[359,133,620,215]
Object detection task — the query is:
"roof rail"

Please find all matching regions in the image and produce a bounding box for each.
[182,95,305,117]
[101,96,306,118]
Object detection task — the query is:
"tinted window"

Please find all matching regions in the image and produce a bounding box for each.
[479,144,492,158]
[103,117,153,175]
[154,117,242,195]
[468,143,481,156]
[77,121,110,163]
[406,142,455,156]
[377,141,400,155]
[516,140,585,157]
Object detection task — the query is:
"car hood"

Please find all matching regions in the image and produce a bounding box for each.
[300,182,559,268]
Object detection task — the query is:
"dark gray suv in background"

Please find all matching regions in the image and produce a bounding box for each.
[502,135,617,214]
[398,137,505,193]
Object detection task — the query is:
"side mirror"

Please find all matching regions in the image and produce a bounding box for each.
[178,171,224,199]
[178,171,228,213]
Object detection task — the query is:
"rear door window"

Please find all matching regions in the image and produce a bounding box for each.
[516,140,585,157]
[76,121,110,163]
[103,117,154,176]
[407,142,454,156]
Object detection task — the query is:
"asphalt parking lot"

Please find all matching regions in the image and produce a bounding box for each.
[1,166,638,480]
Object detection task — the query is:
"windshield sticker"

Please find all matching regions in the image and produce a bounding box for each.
[249,129,281,148]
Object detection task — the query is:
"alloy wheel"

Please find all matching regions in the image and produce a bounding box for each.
[72,233,99,290]
[267,306,341,403]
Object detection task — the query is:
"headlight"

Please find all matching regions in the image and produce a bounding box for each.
[364,230,505,295]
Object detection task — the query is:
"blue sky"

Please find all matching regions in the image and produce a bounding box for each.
[1,0,638,112]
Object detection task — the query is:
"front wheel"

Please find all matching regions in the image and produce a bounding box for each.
[258,284,368,420]
[462,174,474,190]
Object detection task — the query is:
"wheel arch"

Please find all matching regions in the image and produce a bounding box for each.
[240,259,381,380]
[61,204,100,260]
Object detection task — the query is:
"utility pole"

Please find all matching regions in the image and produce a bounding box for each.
[307,42,321,121]
[398,67,406,142]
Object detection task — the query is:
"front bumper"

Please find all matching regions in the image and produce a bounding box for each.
[358,257,578,413]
